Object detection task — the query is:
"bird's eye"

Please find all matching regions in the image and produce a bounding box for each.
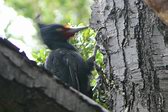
[56,28,63,31]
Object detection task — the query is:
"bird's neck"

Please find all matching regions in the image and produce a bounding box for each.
[46,41,77,51]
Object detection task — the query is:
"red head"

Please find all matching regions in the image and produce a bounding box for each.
[39,24,88,49]
[60,25,88,40]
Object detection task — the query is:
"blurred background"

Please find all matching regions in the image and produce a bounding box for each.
[0,0,94,59]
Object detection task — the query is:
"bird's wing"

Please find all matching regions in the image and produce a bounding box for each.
[45,49,83,90]
[64,51,91,94]
[63,51,81,90]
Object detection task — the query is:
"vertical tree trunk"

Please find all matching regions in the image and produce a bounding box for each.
[90,0,168,112]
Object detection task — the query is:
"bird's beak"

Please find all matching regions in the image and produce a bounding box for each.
[66,26,88,34]
[63,26,88,39]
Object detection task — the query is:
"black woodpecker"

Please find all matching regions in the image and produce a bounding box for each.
[38,23,93,97]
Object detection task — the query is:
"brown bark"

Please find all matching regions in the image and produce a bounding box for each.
[144,0,168,25]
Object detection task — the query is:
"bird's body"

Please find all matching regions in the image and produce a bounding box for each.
[45,48,91,96]
[38,23,92,97]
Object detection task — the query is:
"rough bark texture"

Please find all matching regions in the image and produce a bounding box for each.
[0,76,69,112]
[90,0,168,112]
[0,37,109,112]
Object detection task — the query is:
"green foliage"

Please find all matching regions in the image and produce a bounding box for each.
[32,48,50,65]
[70,27,96,60]
[5,0,91,25]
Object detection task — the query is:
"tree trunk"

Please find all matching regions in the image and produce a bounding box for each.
[90,0,168,112]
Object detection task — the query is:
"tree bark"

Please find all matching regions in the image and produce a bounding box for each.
[90,0,168,112]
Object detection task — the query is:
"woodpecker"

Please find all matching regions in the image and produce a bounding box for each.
[38,23,93,97]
